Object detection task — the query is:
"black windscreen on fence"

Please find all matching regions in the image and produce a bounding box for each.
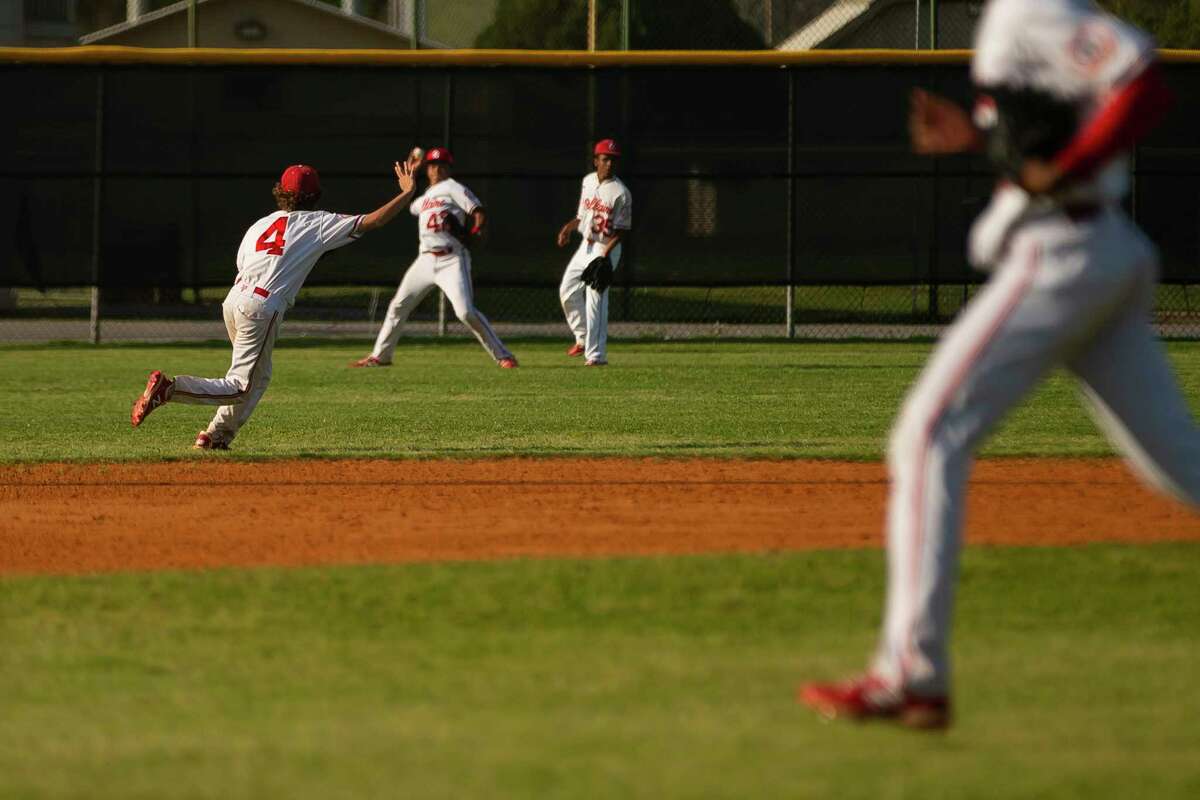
[3,60,1200,292]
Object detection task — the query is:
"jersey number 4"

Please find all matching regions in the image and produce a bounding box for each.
[255,217,288,256]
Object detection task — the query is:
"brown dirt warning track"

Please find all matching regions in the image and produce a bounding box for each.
[2,458,1200,576]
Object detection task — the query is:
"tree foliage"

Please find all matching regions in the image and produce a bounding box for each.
[1097,0,1200,48]
[475,0,765,50]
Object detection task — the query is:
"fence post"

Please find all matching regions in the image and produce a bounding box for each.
[187,70,199,307]
[90,71,106,345]
[914,0,921,50]
[620,17,633,325]
[588,0,597,52]
[926,62,941,322]
[187,0,197,47]
[786,67,796,339]
[621,0,630,50]
[930,0,938,49]
[438,70,453,337]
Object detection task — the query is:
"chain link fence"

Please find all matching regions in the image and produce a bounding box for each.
[22,2,1199,53]
[9,282,1200,345]
[421,1,1185,51]
[4,3,1200,343]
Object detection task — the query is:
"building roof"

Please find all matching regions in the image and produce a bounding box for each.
[776,0,876,51]
[777,0,983,50]
[80,0,442,47]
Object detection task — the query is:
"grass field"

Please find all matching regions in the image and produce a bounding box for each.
[3,340,1200,798]
[3,546,1198,799]
[7,339,1200,461]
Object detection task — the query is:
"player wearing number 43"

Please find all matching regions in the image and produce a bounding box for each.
[557,139,632,366]
[130,162,418,449]
[352,147,518,369]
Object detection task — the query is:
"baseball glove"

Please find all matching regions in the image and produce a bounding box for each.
[441,211,466,241]
[980,87,1080,183]
[581,255,614,292]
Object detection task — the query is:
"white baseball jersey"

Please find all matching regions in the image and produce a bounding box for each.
[410,178,482,252]
[968,0,1155,266]
[865,1,1200,704]
[972,0,1154,203]
[575,173,632,246]
[234,209,363,307]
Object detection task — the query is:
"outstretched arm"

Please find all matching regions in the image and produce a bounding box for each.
[358,161,418,234]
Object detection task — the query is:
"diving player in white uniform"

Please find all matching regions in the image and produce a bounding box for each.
[131,161,417,448]
[557,139,632,366]
[352,147,517,369]
[802,0,1200,729]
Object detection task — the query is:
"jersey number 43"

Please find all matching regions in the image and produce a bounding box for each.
[256,217,289,256]
[426,210,453,233]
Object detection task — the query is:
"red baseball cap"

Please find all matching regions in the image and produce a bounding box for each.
[594,139,621,156]
[425,147,454,165]
[279,164,321,196]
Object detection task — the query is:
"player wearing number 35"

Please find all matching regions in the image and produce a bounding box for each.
[557,139,632,366]
[130,162,418,450]
[352,147,518,369]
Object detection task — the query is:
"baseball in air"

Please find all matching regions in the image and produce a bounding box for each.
[409,147,424,165]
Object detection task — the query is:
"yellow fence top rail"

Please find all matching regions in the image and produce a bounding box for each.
[1,47,1198,67]
[0,47,973,66]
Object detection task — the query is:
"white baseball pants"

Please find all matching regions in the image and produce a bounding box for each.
[560,240,622,363]
[874,207,1200,697]
[370,249,512,364]
[171,286,283,445]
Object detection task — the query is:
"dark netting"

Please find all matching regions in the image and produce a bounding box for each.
[0,177,95,290]
[631,176,788,285]
[1134,65,1200,284]
[5,60,1200,301]
[451,70,594,176]
[1,67,98,176]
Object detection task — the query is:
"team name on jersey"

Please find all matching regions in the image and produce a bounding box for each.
[582,197,612,214]
[421,197,450,211]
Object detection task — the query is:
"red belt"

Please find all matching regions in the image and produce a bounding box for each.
[237,281,270,299]
[426,248,454,257]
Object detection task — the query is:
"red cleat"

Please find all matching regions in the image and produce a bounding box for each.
[193,431,230,451]
[498,357,519,369]
[566,343,585,357]
[131,370,173,428]
[799,675,950,730]
[350,355,390,368]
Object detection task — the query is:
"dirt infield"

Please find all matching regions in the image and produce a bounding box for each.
[3,458,1199,576]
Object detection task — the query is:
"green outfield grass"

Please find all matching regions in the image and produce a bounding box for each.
[2,545,1198,798]
[4,340,1200,798]
[3,339,1200,462]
